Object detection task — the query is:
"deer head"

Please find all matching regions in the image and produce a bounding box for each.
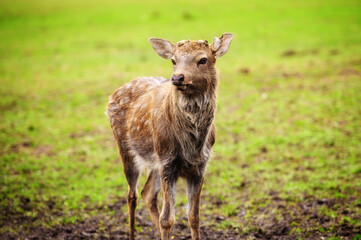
[149,33,233,96]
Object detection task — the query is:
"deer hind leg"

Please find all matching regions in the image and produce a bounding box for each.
[121,153,140,240]
[141,169,161,232]
[187,176,204,240]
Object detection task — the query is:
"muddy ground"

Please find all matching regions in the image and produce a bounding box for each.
[1,194,360,240]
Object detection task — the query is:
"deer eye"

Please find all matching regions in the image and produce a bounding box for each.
[171,59,176,65]
[198,57,207,65]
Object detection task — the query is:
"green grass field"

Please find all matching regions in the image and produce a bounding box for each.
[1,0,361,239]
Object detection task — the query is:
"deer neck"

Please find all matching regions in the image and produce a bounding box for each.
[165,74,218,130]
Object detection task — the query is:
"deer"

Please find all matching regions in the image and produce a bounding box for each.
[106,33,233,240]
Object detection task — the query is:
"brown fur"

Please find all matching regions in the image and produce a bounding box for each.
[176,40,209,52]
[107,34,232,240]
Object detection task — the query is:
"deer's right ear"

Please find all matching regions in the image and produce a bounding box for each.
[149,38,175,59]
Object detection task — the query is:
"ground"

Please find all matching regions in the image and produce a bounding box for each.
[0,0,361,239]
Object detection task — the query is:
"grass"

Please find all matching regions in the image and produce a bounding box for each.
[1,0,361,238]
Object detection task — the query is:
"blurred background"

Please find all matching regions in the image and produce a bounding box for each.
[1,0,360,239]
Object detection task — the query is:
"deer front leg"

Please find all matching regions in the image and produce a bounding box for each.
[187,176,204,240]
[159,177,176,240]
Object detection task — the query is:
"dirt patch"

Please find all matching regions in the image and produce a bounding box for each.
[31,145,53,156]
[0,198,240,240]
[280,49,319,57]
[281,50,297,57]
[237,67,251,75]
[1,194,360,239]
[339,68,361,78]
[7,141,53,157]
[281,71,303,78]
[238,194,361,240]
[0,100,17,112]
[9,140,34,153]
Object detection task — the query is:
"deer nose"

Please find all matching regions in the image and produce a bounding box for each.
[171,74,184,86]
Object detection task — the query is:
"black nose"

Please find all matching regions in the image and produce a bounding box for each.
[171,74,184,86]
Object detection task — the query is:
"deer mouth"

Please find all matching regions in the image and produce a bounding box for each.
[173,81,192,92]
[176,85,187,91]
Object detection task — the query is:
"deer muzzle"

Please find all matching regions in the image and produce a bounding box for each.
[171,74,184,86]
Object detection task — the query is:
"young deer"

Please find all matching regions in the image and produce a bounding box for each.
[107,33,233,240]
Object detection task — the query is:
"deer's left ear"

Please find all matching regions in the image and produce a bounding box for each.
[211,33,233,58]
[149,38,175,59]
